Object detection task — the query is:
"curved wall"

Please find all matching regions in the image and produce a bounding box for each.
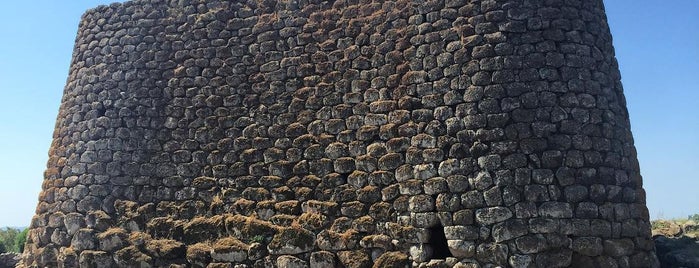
[22,0,658,267]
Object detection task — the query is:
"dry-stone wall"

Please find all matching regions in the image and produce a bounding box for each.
[21,0,658,267]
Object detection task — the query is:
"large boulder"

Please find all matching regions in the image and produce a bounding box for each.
[654,235,699,268]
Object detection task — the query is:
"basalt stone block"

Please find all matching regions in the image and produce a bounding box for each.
[309,251,335,268]
[78,250,113,268]
[22,0,656,267]
[475,206,513,225]
[572,237,603,257]
[603,239,635,257]
[276,255,307,268]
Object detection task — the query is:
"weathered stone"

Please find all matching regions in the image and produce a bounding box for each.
[470,172,494,190]
[492,220,529,242]
[268,227,315,255]
[145,239,186,259]
[22,1,656,267]
[572,237,603,256]
[603,239,635,257]
[317,230,359,251]
[461,190,486,208]
[114,246,152,267]
[409,195,435,212]
[448,240,476,258]
[186,243,212,267]
[97,228,127,252]
[78,250,113,267]
[372,251,409,268]
[309,251,335,268]
[379,153,403,170]
[211,237,248,262]
[475,207,513,225]
[515,234,548,254]
[535,249,572,268]
[71,229,96,251]
[476,242,508,265]
[277,255,308,268]
[444,226,480,240]
[414,164,437,180]
[538,202,573,218]
[409,244,432,263]
[337,250,371,268]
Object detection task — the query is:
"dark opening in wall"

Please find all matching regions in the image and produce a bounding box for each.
[428,223,452,259]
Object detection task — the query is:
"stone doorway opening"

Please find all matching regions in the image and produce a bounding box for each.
[428,223,453,259]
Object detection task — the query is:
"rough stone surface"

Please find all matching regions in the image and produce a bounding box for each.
[0,253,19,268]
[20,0,657,267]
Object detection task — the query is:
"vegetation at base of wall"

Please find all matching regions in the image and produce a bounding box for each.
[0,227,27,253]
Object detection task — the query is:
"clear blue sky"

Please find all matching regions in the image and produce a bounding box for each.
[0,1,696,227]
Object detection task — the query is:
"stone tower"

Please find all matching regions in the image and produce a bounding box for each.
[21,0,658,267]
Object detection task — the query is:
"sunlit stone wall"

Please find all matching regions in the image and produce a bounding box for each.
[21,0,658,267]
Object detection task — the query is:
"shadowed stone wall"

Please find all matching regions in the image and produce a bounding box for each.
[21,0,658,267]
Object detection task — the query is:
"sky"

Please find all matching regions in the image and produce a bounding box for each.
[0,0,697,227]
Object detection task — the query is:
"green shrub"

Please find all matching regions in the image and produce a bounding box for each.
[14,228,28,253]
[0,227,24,253]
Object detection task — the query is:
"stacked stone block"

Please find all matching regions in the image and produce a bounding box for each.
[21,0,658,267]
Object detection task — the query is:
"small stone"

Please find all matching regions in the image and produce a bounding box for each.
[447,175,470,192]
[476,242,508,265]
[413,164,437,180]
[71,229,97,251]
[509,254,533,268]
[211,237,248,262]
[411,212,440,228]
[603,239,634,256]
[444,226,479,240]
[492,220,528,242]
[78,250,114,267]
[378,153,403,170]
[267,227,315,255]
[572,237,603,256]
[325,142,349,159]
[424,177,448,195]
[531,169,554,184]
[310,251,335,268]
[438,159,460,177]
[538,202,573,218]
[470,171,493,190]
[410,244,432,263]
[515,202,538,218]
[477,155,501,170]
[475,207,513,225]
[372,251,409,268]
[528,218,559,234]
[515,234,547,254]
[461,190,485,208]
[411,133,437,148]
[114,246,152,267]
[409,195,435,212]
[276,255,308,268]
[337,250,371,268]
[97,228,127,252]
[447,240,475,258]
[334,157,356,174]
[564,185,588,202]
[535,249,572,267]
